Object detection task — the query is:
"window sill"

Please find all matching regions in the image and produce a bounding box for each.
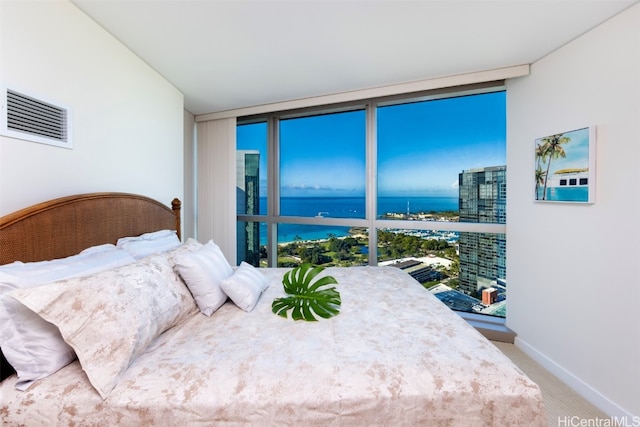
[456,311,515,343]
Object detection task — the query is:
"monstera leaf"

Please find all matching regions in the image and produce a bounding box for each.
[272,263,341,321]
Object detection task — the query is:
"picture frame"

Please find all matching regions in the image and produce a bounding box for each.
[534,126,596,204]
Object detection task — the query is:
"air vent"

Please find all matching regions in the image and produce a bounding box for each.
[1,88,72,149]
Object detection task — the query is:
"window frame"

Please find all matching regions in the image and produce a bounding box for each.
[236,82,513,339]
[237,82,506,268]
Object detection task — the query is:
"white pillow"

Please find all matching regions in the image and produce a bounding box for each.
[10,252,197,399]
[80,243,118,254]
[116,232,181,260]
[220,261,269,312]
[175,240,233,316]
[0,247,137,288]
[164,237,204,262]
[116,229,176,244]
[0,248,136,390]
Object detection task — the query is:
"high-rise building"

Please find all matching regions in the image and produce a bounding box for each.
[236,150,260,266]
[482,287,498,305]
[458,166,506,296]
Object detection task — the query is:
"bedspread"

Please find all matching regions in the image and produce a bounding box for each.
[0,266,545,426]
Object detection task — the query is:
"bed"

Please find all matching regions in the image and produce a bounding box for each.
[0,192,546,426]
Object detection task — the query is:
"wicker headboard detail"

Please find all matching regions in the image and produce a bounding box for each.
[0,192,181,265]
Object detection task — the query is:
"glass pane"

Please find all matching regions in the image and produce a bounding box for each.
[236,221,267,267]
[377,92,506,222]
[277,223,368,267]
[377,228,505,318]
[280,110,366,218]
[377,228,459,286]
[449,231,506,317]
[458,166,506,224]
[280,196,366,219]
[237,122,267,215]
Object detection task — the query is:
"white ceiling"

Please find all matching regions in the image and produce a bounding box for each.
[72,0,637,116]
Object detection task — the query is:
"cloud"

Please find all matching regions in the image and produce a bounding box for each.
[282,184,332,191]
[280,184,364,197]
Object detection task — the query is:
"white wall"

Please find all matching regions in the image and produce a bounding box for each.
[507,3,640,418]
[0,1,184,217]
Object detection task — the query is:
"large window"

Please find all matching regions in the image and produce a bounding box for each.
[236,85,507,318]
[236,122,267,266]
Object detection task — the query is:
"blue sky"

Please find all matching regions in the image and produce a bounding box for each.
[237,91,506,198]
[536,127,591,174]
[280,110,366,197]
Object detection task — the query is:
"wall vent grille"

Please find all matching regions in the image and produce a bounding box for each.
[1,88,72,148]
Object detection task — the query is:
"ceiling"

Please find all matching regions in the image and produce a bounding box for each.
[71,0,637,116]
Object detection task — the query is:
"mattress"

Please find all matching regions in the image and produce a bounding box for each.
[0,266,545,426]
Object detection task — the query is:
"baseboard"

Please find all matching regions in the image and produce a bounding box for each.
[514,337,637,420]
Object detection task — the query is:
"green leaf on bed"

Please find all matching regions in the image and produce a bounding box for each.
[272,263,341,321]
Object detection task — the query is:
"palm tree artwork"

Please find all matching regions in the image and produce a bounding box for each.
[535,166,546,200]
[534,133,571,200]
[534,143,548,200]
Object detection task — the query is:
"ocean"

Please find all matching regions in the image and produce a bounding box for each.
[254,196,458,244]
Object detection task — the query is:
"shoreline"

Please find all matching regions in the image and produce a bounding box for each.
[277,231,364,247]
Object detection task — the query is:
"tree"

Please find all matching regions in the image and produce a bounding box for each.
[334,249,353,262]
[299,245,328,265]
[534,142,548,200]
[535,166,546,200]
[538,134,570,200]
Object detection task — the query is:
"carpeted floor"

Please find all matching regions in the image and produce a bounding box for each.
[492,341,608,427]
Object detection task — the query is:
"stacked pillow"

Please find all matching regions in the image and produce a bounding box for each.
[0,244,136,390]
[116,229,181,259]
[174,240,233,315]
[2,233,270,399]
[221,261,270,312]
[11,249,199,399]
[175,241,269,315]
[0,231,191,391]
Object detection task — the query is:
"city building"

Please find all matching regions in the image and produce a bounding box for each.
[389,259,442,283]
[482,287,498,305]
[236,150,261,266]
[458,166,507,296]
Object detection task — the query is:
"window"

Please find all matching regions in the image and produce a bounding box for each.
[377,93,506,317]
[236,122,267,265]
[237,85,507,318]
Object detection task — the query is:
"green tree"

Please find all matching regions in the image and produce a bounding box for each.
[299,245,328,265]
[534,142,548,200]
[539,134,570,200]
[535,166,546,200]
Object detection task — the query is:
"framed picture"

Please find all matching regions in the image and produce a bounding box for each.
[534,126,596,204]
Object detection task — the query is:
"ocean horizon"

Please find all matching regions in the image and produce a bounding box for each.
[254,196,458,244]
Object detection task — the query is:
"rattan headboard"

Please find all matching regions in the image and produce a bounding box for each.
[0,192,181,265]
[0,192,181,380]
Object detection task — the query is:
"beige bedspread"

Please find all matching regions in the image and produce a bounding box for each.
[0,266,545,426]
